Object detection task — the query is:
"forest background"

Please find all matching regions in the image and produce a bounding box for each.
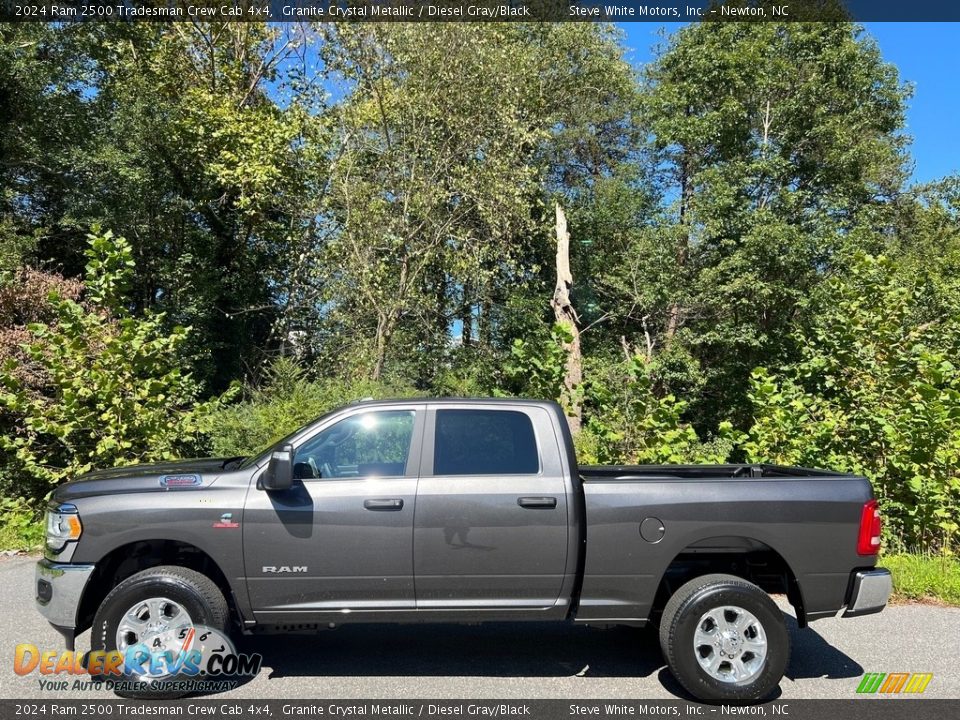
[1,20,958,598]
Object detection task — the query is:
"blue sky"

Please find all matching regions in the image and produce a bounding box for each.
[618,22,959,185]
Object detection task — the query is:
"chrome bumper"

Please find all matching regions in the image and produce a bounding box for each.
[843,568,892,617]
[35,558,95,631]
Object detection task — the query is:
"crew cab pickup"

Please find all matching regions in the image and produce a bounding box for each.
[36,398,891,701]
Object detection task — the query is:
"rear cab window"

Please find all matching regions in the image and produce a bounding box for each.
[433,409,540,476]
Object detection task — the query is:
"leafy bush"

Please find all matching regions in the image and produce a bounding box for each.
[203,357,420,458]
[504,323,572,403]
[577,353,733,465]
[0,495,44,550]
[744,254,960,552]
[0,228,216,501]
[505,326,730,465]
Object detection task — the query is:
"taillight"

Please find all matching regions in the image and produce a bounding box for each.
[857,499,882,555]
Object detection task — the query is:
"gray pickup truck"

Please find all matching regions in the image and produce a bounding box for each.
[36,398,890,701]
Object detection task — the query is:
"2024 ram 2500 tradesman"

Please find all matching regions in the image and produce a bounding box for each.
[36,398,891,701]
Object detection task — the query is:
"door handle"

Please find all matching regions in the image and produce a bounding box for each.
[517,496,557,509]
[363,498,404,511]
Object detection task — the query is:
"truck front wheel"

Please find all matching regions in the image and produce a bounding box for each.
[659,573,789,702]
[91,565,230,699]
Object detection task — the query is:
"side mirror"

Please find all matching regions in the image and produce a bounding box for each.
[261,443,294,491]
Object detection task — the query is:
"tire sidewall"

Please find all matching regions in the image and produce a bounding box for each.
[669,583,788,702]
[91,571,227,696]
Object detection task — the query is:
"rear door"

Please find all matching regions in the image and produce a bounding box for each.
[413,403,569,609]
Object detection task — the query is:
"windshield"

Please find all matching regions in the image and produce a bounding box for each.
[236,408,341,470]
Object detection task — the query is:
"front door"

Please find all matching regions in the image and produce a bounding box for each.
[413,404,569,610]
[243,406,425,622]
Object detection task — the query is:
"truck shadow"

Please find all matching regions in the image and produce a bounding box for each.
[236,623,661,680]
[229,614,860,693]
[783,616,864,682]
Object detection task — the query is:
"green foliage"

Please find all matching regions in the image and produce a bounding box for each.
[203,357,419,458]
[589,21,910,431]
[577,353,733,466]
[82,227,135,311]
[0,229,215,500]
[310,24,638,382]
[0,24,93,276]
[505,328,730,465]
[504,323,572,402]
[744,254,960,551]
[0,24,324,391]
[0,495,44,550]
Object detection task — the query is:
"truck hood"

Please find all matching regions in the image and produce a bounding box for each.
[52,457,238,502]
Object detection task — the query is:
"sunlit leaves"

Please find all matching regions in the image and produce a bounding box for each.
[0,230,219,495]
[744,254,960,551]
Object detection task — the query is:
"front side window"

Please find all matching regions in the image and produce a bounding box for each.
[293,410,416,479]
[433,409,539,476]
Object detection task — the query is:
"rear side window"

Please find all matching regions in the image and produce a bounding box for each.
[433,409,539,476]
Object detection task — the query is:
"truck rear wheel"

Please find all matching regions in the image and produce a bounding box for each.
[658,573,789,702]
[91,565,229,699]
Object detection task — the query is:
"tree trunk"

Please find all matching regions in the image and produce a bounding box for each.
[372,310,396,381]
[666,120,693,344]
[479,293,493,346]
[371,317,389,381]
[372,255,409,381]
[460,281,472,346]
[550,202,583,435]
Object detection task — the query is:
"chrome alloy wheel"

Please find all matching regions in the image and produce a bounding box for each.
[115,596,195,675]
[693,605,768,684]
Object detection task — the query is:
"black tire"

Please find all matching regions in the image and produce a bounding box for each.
[91,565,229,699]
[659,573,789,702]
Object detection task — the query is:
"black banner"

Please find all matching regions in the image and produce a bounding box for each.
[2,0,960,23]
[2,700,960,719]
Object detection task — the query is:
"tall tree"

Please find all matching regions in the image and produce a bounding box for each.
[1,23,326,390]
[597,21,910,428]
[0,24,94,273]
[310,23,638,385]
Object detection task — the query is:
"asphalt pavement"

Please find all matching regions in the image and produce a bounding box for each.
[1,553,957,700]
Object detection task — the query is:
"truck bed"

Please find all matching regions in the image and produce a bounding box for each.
[574,461,873,626]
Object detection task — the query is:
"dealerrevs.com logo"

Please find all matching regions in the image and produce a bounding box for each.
[14,625,261,693]
[856,672,933,695]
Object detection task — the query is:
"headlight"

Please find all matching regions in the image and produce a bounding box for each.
[45,503,82,553]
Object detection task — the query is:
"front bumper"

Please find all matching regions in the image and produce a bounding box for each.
[35,558,95,646]
[843,567,892,617]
